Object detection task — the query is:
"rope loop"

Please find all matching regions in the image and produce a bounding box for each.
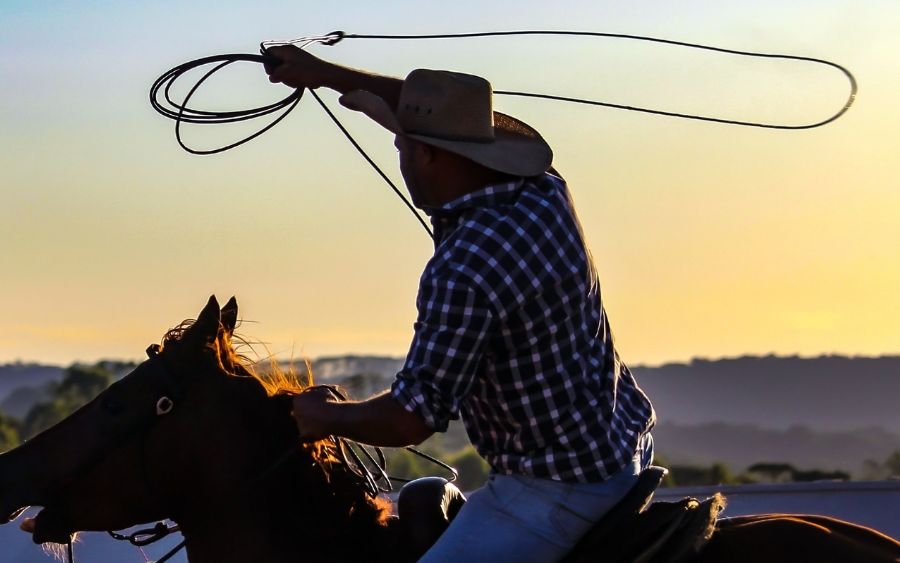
[149,29,858,247]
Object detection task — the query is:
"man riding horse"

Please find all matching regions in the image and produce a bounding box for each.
[264,46,657,562]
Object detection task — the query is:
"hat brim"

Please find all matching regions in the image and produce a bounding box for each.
[339,90,553,177]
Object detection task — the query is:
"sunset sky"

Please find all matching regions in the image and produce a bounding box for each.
[1,1,898,367]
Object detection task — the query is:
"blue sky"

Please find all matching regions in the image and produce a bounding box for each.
[1,1,898,365]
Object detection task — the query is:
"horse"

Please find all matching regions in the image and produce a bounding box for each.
[0,296,898,562]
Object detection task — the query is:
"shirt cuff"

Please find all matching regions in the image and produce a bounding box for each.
[390,376,457,432]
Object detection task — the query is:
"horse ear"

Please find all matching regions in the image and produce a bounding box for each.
[221,296,238,336]
[193,295,222,343]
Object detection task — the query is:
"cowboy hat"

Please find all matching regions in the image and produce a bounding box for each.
[338,69,553,177]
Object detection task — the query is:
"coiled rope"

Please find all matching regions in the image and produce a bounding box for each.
[151,28,858,236]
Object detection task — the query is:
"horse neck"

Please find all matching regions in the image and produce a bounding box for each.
[175,476,399,563]
[179,502,307,563]
[173,394,399,562]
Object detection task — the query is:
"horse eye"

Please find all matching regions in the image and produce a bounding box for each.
[156,397,174,416]
[100,397,124,415]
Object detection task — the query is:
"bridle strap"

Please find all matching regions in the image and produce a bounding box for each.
[63,355,456,563]
[61,346,188,563]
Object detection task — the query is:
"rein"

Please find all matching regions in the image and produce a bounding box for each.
[62,352,456,563]
[310,385,458,498]
[58,345,185,563]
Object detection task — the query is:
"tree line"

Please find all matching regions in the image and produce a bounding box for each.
[0,363,121,451]
[2,364,897,491]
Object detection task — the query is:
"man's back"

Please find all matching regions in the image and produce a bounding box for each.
[393,172,656,482]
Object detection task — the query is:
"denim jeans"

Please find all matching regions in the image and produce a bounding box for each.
[419,434,654,563]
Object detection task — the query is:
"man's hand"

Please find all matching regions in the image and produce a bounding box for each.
[263,46,333,90]
[291,388,434,447]
[262,47,403,108]
[291,386,343,442]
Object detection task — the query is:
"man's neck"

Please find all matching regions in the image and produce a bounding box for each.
[427,158,517,207]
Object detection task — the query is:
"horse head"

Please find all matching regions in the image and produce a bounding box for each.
[0,296,304,547]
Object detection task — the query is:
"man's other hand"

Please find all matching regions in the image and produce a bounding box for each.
[291,386,342,442]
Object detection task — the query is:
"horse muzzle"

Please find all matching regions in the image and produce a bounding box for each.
[31,507,75,544]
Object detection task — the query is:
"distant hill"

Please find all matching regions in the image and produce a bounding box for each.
[0,363,61,403]
[653,422,900,476]
[307,356,405,383]
[294,354,900,433]
[0,386,51,419]
[0,361,135,419]
[631,355,900,432]
[289,354,900,476]
[3,354,898,477]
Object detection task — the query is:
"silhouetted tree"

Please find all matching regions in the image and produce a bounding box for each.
[885,450,900,476]
[385,448,430,482]
[747,462,849,483]
[0,412,21,452]
[447,446,490,491]
[667,462,737,487]
[747,462,796,483]
[862,450,900,480]
[791,468,850,482]
[22,363,113,439]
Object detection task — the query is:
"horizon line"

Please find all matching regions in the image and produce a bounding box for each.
[4,351,900,370]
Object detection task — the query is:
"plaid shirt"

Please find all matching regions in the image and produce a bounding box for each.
[391,173,655,482]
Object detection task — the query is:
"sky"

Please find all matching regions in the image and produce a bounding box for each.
[1,1,898,367]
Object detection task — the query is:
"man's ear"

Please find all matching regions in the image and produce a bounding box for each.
[417,141,437,165]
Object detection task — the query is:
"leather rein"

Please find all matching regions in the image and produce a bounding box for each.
[59,346,456,563]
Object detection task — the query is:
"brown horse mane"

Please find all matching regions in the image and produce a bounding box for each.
[156,317,397,559]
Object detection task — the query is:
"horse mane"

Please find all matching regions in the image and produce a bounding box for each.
[157,317,396,558]
[158,319,308,395]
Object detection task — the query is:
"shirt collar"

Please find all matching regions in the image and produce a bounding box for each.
[423,178,525,218]
[426,178,526,247]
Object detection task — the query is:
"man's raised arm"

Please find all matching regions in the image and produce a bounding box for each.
[264,45,402,109]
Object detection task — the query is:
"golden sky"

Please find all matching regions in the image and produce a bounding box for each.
[1,1,898,366]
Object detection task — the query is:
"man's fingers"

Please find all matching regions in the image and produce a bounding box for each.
[291,385,343,442]
[262,56,282,76]
[263,45,300,58]
[302,385,343,401]
[259,46,328,90]
[261,46,294,81]
[265,59,291,82]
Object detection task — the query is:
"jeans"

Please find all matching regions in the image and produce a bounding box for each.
[419,434,654,563]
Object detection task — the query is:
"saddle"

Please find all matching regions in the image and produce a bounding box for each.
[563,467,726,563]
[397,467,726,563]
[396,476,468,562]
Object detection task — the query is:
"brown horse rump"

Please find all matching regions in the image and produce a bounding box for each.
[696,513,900,563]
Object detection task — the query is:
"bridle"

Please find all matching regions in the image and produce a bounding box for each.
[58,345,458,563]
[55,344,187,563]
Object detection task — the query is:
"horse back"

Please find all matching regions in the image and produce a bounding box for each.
[694,513,900,563]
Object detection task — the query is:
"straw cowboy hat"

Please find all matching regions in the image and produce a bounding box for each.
[338,69,553,177]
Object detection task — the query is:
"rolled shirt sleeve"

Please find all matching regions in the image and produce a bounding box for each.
[391,273,494,432]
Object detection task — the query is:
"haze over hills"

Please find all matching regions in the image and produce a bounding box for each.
[295,354,900,476]
[4,355,897,431]
[0,363,62,401]
[2,355,898,476]
[633,355,900,432]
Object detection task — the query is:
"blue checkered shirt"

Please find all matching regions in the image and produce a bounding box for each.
[391,173,656,482]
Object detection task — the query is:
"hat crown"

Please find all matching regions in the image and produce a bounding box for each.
[397,70,495,142]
